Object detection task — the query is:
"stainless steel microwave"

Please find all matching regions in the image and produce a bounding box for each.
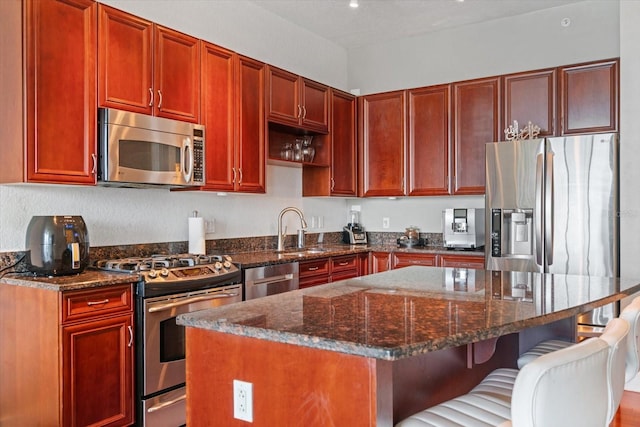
[98,108,205,187]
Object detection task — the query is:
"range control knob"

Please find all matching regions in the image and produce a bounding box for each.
[223,255,233,263]
[148,269,158,279]
[214,261,223,270]
[160,268,170,277]
[223,261,232,269]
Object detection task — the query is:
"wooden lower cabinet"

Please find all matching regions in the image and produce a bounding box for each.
[439,253,486,269]
[299,254,364,288]
[392,252,437,269]
[370,251,392,273]
[370,251,485,271]
[0,283,135,427]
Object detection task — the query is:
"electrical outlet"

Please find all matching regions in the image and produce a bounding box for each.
[233,379,253,422]
[382,217,390,229]
[205,219,215,234]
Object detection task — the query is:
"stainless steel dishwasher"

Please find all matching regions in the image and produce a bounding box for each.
[243,262,299,300]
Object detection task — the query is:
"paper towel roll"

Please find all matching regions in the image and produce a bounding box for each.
[188,217,206,254]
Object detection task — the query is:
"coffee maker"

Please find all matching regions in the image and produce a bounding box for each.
[342,210,367,245]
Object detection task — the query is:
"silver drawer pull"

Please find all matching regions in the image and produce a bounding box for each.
[338,262,349,266]
[86,299,109,306]
[308,266,319,271]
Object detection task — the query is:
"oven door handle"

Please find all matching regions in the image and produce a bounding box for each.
[147,393,186,413]
[148,292,240,313]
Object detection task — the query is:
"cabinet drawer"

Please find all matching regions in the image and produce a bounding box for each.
[299,258,330,278]
[299,275,330,289]
[331,255,358,273]
[392,253,437,269]
[331,270,359,282]
[62,284,133,324]
[439,255,485,269]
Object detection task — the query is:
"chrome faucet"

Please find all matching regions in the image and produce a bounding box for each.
[277,207,308,252]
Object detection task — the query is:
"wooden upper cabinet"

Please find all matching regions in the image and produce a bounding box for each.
[503,69,556,138]
[25,0,97,184]
[266,65,329,133]
[98,5,200,123]
[358,91,407,197]
[200,42,236,191]
[153,26,200,122]
[330,89,357,196]
[236,55,266,193]
[452,77,501,195]
[408,85,451,196]
[559,59,619,135]
[98,4,153,115]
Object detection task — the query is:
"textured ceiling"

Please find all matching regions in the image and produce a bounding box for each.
[249,0,587,49]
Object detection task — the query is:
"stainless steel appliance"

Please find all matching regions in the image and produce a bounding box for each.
[25,215,90,276]
[98,108,205,188]
[342,209,367,245]
[96,254,241,427]
[244,262,299,300]
[443,208,485,249]
[485,133,619,329]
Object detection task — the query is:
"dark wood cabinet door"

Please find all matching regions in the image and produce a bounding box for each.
[408,85,451,196]
[301,78,329,133]
[452,77,501,195]
[98,4,153,115]
[266,65,300,127]
[503,69,556,138]
[359,91,407,197]
[62,314,134,427]
[25,0,97,185]
[154,25,200,123]
[559,59,618,135]
[201,42,236,191]
[331,89,357,196]
[370,252,391,273]
[236,55,266,193]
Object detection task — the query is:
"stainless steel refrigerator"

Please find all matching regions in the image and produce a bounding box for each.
[485,133,619,329]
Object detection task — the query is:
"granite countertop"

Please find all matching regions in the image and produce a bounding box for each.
[0,269,140,292]
[230,244,484,268]
[178,266,640,361]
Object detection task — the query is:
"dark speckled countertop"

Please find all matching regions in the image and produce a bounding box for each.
[0,269,140,291]
[178,266,640,361]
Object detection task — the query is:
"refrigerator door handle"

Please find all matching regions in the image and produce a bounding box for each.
[535,153,544,266]
[545,151,554,266]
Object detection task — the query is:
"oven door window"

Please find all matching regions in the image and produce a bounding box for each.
[159,316,185,363]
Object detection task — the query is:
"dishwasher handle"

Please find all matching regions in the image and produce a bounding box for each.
[251,273,294,286]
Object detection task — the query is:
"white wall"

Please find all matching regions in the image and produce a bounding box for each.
[347,1,619,94]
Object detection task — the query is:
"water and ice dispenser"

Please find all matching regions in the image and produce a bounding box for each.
[490,209,534,257]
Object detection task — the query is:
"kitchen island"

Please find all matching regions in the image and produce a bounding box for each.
[178,266,640,426]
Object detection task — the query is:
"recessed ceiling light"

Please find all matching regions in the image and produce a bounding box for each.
[349,0,359,8]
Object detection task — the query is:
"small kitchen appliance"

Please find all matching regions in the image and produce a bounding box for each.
[443,208,485,250]
[342,210,367,245]
[25,215,90,276]
[397,226,425,248]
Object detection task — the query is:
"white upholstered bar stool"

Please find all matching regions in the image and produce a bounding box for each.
[394,317,630,427]
[517,296,640,390]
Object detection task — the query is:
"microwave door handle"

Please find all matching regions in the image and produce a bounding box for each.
[182,137,193,183]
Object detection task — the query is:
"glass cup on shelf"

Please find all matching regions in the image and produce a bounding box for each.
[280,143,294,160]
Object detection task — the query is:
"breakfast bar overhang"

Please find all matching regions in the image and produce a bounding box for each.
[178,266,640,426]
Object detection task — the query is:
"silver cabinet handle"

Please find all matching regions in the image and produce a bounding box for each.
[148,292,240,313]
[302,105,307,119]
[87,299,109,306]
[148,88,153,107]
[157,89,163,109]
[338,262,349,266]
[91,153,97,174]
[147,393,186,413]
[232,168,237,183]
[238,168,243,184]
[127,325,133,347]
[308,266,319,271]
[297,105,302,118]
[330,178,335,192]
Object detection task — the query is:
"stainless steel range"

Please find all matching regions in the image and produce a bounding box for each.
[96,254,242,427]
